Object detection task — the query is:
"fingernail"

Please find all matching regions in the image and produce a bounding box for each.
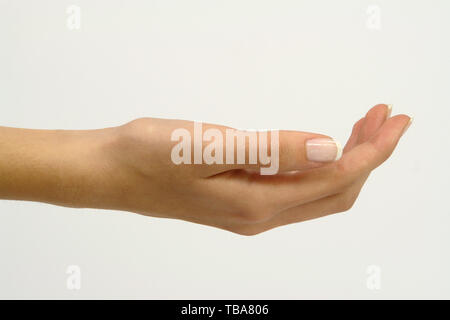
[401,117,413,136]
[306,138,342,162]
[386,104,393,119]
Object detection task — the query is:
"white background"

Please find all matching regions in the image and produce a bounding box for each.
[0,0,449,299]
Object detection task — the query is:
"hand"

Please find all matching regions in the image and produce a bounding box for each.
[0,104,411,235]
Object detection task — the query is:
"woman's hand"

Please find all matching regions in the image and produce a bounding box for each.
[0,104,411,235]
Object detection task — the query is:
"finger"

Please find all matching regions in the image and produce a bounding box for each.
[343,104,392,187]
[230,191,357,235]
[339,114,411,176]
[201,114,375,213]
[199,127,343,176]
[270,105,393,223]
[343,117,365,153]
[232,111,407,234]
[357,104,392,144]
[216,104,390,176]
[347,104,393,195]
[272,104,396,227]
[209,113,410,218]
[211,106,409,233]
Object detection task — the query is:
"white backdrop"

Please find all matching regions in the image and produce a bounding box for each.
[0,0,449,299]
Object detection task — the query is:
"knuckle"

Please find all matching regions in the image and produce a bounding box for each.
[331,162,354,188]
[124,117,149,132]
[333,161,347,178]
[335,193,357,212]
[234,197,274,223]
[119,118,151,142]
[332,160,367,187]
[238,206,272,223]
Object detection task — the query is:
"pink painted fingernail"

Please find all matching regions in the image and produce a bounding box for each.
[306,138,342,162]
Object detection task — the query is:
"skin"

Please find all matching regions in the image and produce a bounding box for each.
[0,104,411,235]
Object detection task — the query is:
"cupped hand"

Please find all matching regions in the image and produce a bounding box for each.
[94,104,411,235]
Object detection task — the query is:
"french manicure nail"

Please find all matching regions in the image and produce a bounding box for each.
[386,104,393,119]
[306,138,342,162]
[401,117,413,136]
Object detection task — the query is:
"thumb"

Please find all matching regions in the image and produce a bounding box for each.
[277,130,343,172]
[203,129,342,175]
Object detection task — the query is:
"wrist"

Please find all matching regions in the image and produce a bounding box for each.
[53,127,124,210]
[0,126,122,209]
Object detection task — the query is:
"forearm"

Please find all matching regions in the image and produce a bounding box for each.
[0,126,119,208]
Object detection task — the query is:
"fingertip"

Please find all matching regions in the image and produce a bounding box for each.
[367,104,391,117]
[370,114,412,151]
[401,116,413,136]
[343,113,413,172]
[386,104,393,118]
[390,114,412,127]
[366,104,393,121]
[333,138,343,161]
